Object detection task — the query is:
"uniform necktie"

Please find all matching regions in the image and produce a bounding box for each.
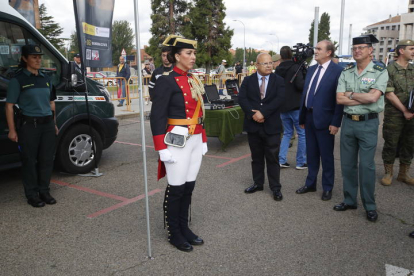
[306,65,323,109]
[260,76,266,99]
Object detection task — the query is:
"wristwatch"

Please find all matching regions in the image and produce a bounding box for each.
[348,92,354,100]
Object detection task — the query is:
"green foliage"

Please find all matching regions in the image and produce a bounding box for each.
[112,20,135,65]
[246,48,260,63]
[182,0,234,73]
[308,12,332,46]
[67,31,79,60]
[234,48,244,64]
[38,3,64,50]
[147,0,189,67]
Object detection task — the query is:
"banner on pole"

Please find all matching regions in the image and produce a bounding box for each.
[73,0,115,68]
[9,0,40,28]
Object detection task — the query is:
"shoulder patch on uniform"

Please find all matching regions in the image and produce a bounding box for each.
[343,63,355,71]
[373,64,385,71]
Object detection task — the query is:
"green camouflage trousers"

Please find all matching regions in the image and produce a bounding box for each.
[382,114,414,165]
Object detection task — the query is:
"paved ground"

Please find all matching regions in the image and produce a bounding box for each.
[0,103,413,276]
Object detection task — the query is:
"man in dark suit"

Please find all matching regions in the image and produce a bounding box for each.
[297,40,344,201]
[239,53,286,201]
[116,56,131,107]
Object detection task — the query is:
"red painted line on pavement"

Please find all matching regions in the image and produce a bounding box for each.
[216,153,251,168]
[87,188,163,218]
[115,141,154,148]
[52,179,128,202]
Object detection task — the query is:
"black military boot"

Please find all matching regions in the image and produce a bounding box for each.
[179,181,204,246]
[164,184,193,252]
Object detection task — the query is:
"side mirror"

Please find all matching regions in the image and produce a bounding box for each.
[66,61,86,92]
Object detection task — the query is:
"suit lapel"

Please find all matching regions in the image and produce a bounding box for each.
[315,62,334,95]
[304,65,317,92]
[252,73,261,99]
[264,73,275,99]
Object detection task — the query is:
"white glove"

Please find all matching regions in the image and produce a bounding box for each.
[159,149,176,163]
[202,143,208,156]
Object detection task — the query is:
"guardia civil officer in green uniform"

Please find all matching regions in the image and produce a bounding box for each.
[5,44,58,208]
[335,35,388,222]
[380,40,414,187]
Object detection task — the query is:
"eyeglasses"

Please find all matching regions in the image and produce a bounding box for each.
[351,46,370,52]
[257,62,272,66]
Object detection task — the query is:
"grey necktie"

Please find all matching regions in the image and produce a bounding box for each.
[260,76,266,99]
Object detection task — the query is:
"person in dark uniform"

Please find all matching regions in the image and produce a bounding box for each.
[5,44,58,208]
[149,46,173,100]
[150,35,207,252]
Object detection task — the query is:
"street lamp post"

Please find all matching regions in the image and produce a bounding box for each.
[269,33,280,53]
[233,19,246,72]
[266,41,274,54]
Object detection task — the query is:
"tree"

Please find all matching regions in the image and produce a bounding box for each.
[308,12,332,46]
[38,3,65,49]
[245,48,259,64]
[234,48,244,64]
[147,0,189,67]
[111,20,134,65]
[182,0,234,72]
[67,31,79,60]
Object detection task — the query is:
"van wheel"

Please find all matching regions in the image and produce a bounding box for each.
[57,124,103,174]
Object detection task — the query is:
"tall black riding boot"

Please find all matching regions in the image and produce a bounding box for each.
[179,181,204,245]
[164,184,193,252]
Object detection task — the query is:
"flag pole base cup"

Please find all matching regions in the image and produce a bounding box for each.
[78,168,104,177]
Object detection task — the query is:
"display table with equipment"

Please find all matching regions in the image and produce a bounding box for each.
[204,106,244,149]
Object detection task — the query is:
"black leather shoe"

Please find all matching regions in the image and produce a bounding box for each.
[175,242,193,252]
[189,237,204,246]
[273,190,283,201]
[366,210,378,222]
[296,185,316,194]
[333,202,357,211]
[321,190,332,201]
[409,231,414,238]
[27,197,45,208]
[244,184,264,193]
[39,192,57,205]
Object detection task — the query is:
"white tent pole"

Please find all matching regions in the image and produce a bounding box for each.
[133,0,152,259]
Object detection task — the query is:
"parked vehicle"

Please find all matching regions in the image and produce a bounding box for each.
[87,71,116,86]
[0,4,118,174]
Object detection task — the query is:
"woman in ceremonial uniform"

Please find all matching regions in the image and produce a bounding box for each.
[150,35,207,252]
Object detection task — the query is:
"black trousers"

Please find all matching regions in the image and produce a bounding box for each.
[18,120,56,199]
[247,127,281,191]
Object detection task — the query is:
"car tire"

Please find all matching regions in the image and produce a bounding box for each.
[56,124,103,174]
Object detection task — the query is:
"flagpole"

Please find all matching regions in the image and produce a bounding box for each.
[133,0,153,259]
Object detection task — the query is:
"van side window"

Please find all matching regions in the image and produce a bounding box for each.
[0,21,25,98]
[0,20,61,98]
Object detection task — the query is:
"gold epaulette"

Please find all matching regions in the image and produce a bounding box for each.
[343,63,355,71]
[373,64,385,71]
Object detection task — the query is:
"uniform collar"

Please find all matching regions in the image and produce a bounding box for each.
[393,61,413,71]
[22,68,44,77]
[173,66,188,76]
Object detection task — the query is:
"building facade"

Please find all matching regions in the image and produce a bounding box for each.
[363,15,400,63]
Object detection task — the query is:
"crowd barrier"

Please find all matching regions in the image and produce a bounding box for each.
[90,72,248,111]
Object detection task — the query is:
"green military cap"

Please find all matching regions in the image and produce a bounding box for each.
[397,39,414,46]
[272,54,281,62]
[22,44,44,55]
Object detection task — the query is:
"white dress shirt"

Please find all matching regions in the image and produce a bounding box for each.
[305,60,331,108]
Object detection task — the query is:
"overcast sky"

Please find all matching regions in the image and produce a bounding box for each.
[39,0,407,55]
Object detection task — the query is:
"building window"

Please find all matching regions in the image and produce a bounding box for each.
[380,41,384,45]
[392,25,396,30]
[388,40,393,45]
[386,26,390,30]
[379,55,383,61]
[411,0,414,5]
[381,26,384,30]
[410,8,414,12]
[379,48,383,53]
